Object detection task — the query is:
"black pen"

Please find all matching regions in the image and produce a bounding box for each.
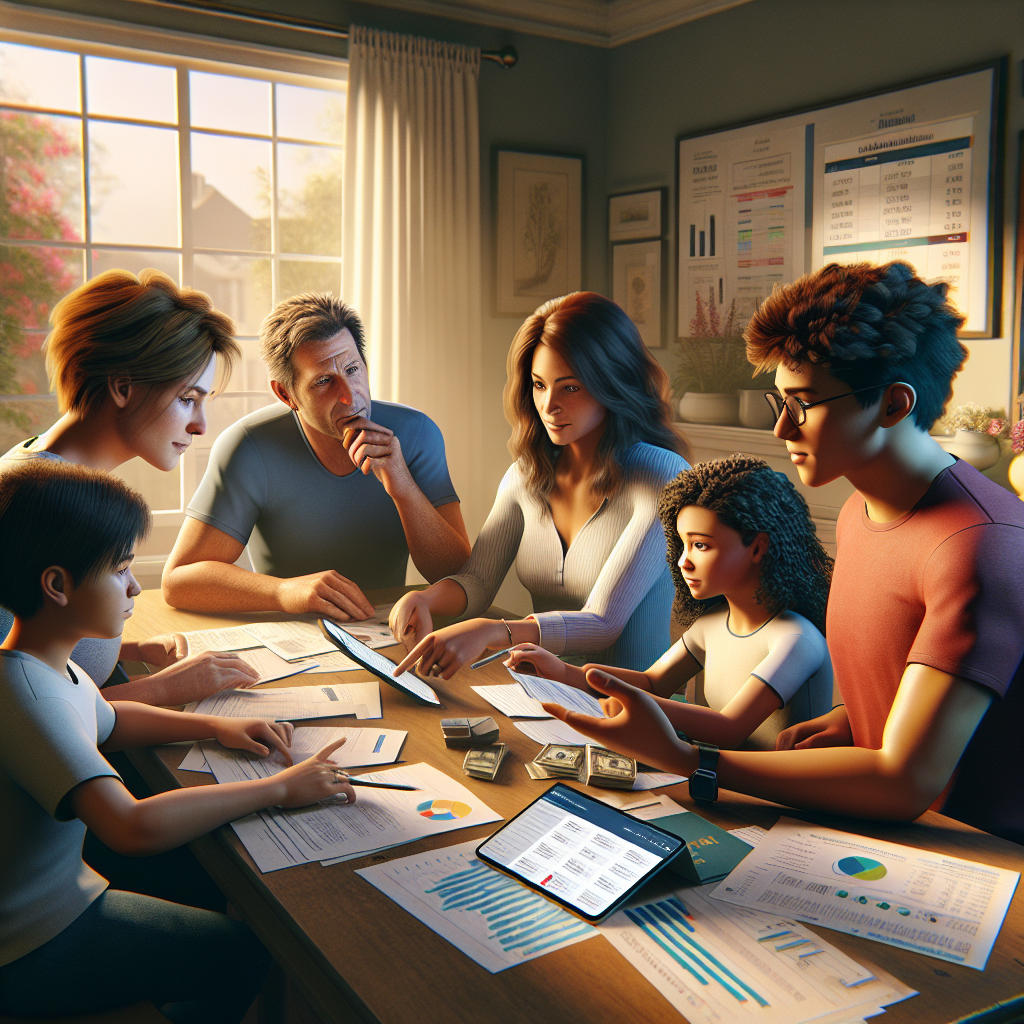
[334,771,419,791]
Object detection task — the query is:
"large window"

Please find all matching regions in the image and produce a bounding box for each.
[0,28,345,580]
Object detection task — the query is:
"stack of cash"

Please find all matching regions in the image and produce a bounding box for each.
[463,743,507,781]
[529,744,586,780]
[584,746,637,789]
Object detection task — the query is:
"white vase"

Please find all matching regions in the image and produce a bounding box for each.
[944,429,1000,471]
[737,389,777,430]
[677,392,740,426]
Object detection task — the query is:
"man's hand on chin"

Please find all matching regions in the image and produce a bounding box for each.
[342,417,413,496]
[275,569,375,620]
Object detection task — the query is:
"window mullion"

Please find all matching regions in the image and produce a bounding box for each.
[79,53,92,279]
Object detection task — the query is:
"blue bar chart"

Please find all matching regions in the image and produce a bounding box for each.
[358,840,597,973]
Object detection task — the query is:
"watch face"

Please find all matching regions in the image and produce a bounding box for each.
[689,768,718,803]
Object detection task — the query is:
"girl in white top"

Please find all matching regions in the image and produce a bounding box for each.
[389,292,690,676]
[508,454,835,751]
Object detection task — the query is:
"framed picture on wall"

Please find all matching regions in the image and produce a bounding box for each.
[677,58,1006,340]
[608,188,665,241]
[496,150,583,316]
[613,240,663,348]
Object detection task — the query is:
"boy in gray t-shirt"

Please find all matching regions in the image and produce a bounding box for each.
[0,461,360,1020]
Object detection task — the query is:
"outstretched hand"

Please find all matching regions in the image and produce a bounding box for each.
[274,737,358,809]
[389,591,434,649]
[775,706,853,750]
[542,669,692,774]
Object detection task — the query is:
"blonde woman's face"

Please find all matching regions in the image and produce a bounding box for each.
[530,343,605,448]
[130,355,216,471]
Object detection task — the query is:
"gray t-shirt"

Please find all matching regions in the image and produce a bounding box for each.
[0,444,122,686]
[682,605,834,751]
[0,650,120,967]
[186,400,458,589]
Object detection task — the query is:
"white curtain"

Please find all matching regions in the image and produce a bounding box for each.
[343,26,484,530]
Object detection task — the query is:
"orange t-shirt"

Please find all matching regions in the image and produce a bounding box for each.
[828,458,1024,843]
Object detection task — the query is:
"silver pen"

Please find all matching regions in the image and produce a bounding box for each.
[470,647,513,670]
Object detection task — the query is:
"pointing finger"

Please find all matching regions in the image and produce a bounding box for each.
[314,736,348,762]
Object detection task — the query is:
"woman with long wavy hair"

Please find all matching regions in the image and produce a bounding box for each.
[509,455,835,751]
[389,291,691,677]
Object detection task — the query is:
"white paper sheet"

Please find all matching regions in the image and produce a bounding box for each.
[729,825,769,848]
[235,648,317,683]
[600,882,916,1024]
[356,839,597,972]
[471,684,549,718]
[513,719,591,746]
[204,726,407,778]
[511,671,605,717]
[184,681,381,721]
[220,762,502,872]
[337,604,399,649]
[710,818,1020,971]
[633,772,688,791]
[243,621,338,661]
[289,651,361,674]
[183,626,262,654]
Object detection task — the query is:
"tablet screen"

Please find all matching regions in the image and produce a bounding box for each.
[476,784,683,922]
[319,619,441,706]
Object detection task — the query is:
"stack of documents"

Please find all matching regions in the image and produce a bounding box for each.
[180,682,381,772]
[219,762,501,872]
[471,672,605,720]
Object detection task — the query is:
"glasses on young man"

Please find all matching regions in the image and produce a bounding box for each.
[764,385,890,427]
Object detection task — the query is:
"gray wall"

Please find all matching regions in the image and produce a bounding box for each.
[608,0,1024,413]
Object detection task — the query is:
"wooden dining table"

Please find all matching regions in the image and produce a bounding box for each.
[121,588,1024,1024]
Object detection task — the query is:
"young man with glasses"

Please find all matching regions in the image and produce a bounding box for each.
[544,261,1024,844]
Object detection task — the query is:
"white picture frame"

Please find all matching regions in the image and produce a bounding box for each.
[608,188,664,241]
[496,150,582,316]
[613,240,663,349]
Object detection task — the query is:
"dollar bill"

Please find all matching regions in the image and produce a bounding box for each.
[584,745,636,789]
[463,743,507,781]
[535,744,585,777]
[524,761,558,780]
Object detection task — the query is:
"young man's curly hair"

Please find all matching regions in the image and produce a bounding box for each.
[744,261,967,430]
[658,455,833,632]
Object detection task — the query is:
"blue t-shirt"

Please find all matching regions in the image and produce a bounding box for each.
[186,400,458,590]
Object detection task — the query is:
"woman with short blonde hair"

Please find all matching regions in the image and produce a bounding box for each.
[1,268,258,702]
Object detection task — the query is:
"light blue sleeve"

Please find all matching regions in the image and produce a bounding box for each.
[400,411,459,507]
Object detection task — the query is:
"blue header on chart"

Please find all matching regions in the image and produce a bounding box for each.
[824,136,971,173]
[542,786,681,858]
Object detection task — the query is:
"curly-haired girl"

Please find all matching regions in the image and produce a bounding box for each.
[507,454,835,750]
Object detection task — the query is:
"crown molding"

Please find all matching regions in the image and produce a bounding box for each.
[357,0,754,47]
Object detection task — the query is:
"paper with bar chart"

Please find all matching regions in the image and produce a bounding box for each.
[710,818,1019,970]
[357,839,597,972]
[600,885,915,1024]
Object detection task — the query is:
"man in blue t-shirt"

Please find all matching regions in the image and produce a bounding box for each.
[162,294,471,621]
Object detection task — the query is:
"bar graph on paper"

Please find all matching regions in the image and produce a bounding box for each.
[356,840,597,973]
[601,885,915,1024]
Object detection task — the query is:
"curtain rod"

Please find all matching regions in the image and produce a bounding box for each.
[127,0,518,66]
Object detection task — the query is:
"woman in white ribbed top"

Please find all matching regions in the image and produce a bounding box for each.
[390,292,690,675]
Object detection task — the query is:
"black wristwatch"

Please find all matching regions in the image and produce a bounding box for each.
[688,743,720,804]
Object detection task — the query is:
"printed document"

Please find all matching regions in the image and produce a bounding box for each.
[710,818,1020,970]
[236,648,316,683]
[471,684,550,718]
[219,762,501,872]
[184,681,381,721]
[357,839,596,972]
[243,621,337,661]
[183,626,262,654]
[511,671,605,716]
[601,883,915,1024]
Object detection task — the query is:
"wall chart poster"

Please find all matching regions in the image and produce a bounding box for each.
[678,60,1005,339]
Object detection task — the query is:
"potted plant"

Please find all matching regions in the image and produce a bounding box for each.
[673,292,775,426]
[936,403,1006,471]
[1008,419,1024,499]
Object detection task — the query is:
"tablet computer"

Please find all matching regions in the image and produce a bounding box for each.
[318,618,441,706]
[475,783,684,922]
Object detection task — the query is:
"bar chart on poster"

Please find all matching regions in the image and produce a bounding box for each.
[678,61,1001,337]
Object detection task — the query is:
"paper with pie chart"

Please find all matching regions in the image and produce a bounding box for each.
[709,818,1019,970]
[225,762,501,873]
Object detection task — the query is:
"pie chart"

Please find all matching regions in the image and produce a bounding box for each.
[418,799,472,821]
[834,856,887,881]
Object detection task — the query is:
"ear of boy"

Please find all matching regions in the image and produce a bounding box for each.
[41,566,70,607]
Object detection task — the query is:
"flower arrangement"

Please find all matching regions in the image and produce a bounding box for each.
[673,292,773,395]
[940,403,1007,436]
